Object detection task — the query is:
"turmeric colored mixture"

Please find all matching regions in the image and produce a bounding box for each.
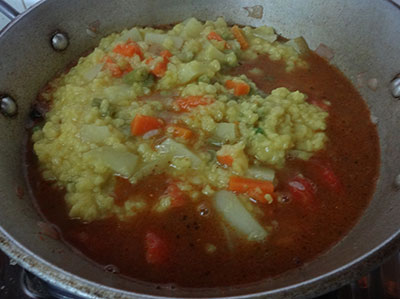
[26,18,379,287]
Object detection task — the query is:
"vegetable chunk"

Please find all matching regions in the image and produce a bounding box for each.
[130,115,164,136]
[228,176,274,203]
[145,231,169,264]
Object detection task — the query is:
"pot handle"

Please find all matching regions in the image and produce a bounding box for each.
[0,0,19,20]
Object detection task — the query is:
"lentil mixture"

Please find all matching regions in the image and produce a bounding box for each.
[26,18,379,287]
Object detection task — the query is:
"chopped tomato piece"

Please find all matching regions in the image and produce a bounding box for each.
[228,176,274,203]
[309,159,344,193]
[167,124,193,140]
[288,175,318,209]
[166,183,186,207]
[130,114,164,136]
[231,25,249,50]
[145,231,169,265]
[113,40,144,60]
[225,80,250,96]
[175,96,213,112]
[217,155,233,167]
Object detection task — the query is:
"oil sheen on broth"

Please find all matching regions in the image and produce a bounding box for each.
[25,18,379,288]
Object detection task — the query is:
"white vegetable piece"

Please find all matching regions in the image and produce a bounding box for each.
[252,26,277,43]
[285,37,310,54]
[197,43,225,63]
[144,32,184,49]
[89,147,138,177]
[247,166,275,182]
[118,28,143,42]
[83,63,104,81]
[132,157,170,181]
[181,18,204,39]
[213,191,268,241]
[214,122,237,142]
[80,124,112,144]
[177,61,210,83]
[156,138,202,168]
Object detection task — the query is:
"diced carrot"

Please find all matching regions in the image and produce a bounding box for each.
[102,56,133,78]
[217,155,233,167]
[130,114,164,136]
[207,31,231,49]
[122,65,133,74]
[113,40,144,60]
[102,56,122,77]
[145,231,169,264]
[288,175,318,210]
[150,50,172,78]
[228,176,274,203]
[152,60,168,77]
[102,56,114,64]
[207,31,224,42]
[109,65,123,77]
[166,183,186,207]
[175,96,213,112]
[225,80,250,96]
[160,50,172,59]
[145,56,155,65]
[167,124,193,140]
[231,25,249,50]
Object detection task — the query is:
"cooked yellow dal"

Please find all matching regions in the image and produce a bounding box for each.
[33,17,328,221]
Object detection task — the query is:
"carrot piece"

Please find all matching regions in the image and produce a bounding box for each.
[225,80,250,96]
[175,96,213,112]
[167,124,193,140]
[145,57,155,65]
[207,31,231,49]
[102,56,133,78]
[207,31,224,42]
[160,50,172,59]
[228,176,274,203]
[225,80,236,89]
[113,40,144,60]
[145,231,169,264]
[130,114,164,136]
[150,50,172,78]
[152,60,168,77]
[217,155,233,167]
[103,56,122,77]
[231,25,249,50]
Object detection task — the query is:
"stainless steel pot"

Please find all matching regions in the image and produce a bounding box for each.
[0,0,399,298]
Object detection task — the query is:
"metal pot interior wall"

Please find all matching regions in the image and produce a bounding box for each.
[0,0,399,298]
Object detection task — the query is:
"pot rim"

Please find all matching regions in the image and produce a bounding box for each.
[1,0,400,298]
[2,225,400,298]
